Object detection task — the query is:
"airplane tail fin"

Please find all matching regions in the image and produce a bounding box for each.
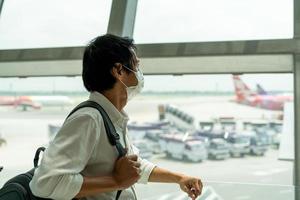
[232,75,255,101]
[256,84,268,95]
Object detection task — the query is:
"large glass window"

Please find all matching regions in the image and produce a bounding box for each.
[128,74,294,199]
[0,0,112,49]
[0,74,294,199]
[134,0,293,43]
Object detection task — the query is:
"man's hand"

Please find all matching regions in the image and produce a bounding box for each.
[113,154,141,189]
[178,175,202,200]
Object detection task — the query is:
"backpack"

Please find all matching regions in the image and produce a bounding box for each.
[0,100,126,200]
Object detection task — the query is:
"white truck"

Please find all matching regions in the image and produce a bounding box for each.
[159,134,208,162]
[224,133,251,157]
[207,138,230,160]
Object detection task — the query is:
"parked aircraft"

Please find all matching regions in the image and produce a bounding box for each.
[232,75,293,111]
[256,83,293,98]
[256,84,268,95]
[0,95,73,111]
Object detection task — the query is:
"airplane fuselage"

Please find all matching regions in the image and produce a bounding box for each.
[236,95,293,111]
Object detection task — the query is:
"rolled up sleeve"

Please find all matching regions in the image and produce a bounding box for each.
[30,113,99,200]
[137,157,156,184]
[130,144,156,184]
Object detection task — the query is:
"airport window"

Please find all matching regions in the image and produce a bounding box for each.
[0,0,112,49]
[134,0,293,43]
[128,73,294,199]
[0,73,294,199]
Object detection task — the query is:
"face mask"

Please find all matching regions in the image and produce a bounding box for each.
[119,65,144,101]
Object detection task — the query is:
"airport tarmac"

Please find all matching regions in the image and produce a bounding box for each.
[0,95,294,199]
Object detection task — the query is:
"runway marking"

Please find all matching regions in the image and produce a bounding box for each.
[235,196,251,200]
[253,168,288,176]
[279,189,294,194]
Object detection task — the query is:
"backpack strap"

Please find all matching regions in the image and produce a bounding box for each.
[66,100,126,200]
[66,100,127,157]
[34,147,46,168]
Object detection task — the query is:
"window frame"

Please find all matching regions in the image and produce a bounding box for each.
[0,0,299,192]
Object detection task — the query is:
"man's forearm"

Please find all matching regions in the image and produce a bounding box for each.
[148,166,184,183]
[148,167,203,199]
[75,175,120,198]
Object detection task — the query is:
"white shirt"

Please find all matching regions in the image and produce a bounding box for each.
[29,92,156,200]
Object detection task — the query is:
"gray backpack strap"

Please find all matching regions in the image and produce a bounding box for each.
[67,100,126,199]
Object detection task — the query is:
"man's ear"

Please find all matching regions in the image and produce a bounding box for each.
[112,63,123,78]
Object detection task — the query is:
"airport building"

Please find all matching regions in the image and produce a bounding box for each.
[0,0,299,199]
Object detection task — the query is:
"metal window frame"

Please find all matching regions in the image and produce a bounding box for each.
[0,40,296,77]
[0,0,4,17]
[295,55,300,199]
[107,0,138,37]
[0,0,299,196]
[294,0,300,197]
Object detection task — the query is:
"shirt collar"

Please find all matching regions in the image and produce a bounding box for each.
[89,91,129,128]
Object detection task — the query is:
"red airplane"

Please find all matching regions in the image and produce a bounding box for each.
[232,75,293,111]
[0,95,73,111]
[0,96,41,110]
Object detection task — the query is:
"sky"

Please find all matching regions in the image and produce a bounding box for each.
[0,0,112,49]
[134,0,293,43]
[0,0,294,93]
[0,0,293,48]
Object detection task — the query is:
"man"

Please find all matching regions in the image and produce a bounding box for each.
[30,34,202,200]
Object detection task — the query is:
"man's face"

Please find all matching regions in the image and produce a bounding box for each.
[122,49,140,87]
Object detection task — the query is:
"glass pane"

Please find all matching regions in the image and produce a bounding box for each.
[0,0,112,49]
[134,0,293,43]
[0,77,87,187]
[136,182,296,199]
[129,74,294,199]
[0,74,294,200]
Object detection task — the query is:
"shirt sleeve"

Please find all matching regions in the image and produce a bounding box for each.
[30,113,99,200]
[137,157,157,184]
[131,145,157,184]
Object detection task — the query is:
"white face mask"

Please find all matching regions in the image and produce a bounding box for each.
[119,65,144,101]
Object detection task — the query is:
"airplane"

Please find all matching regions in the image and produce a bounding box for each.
[0,95,74,111]
[256,84,268,95]
[232,75,293,111]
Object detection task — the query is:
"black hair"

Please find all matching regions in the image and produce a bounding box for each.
[82,34,136,92]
